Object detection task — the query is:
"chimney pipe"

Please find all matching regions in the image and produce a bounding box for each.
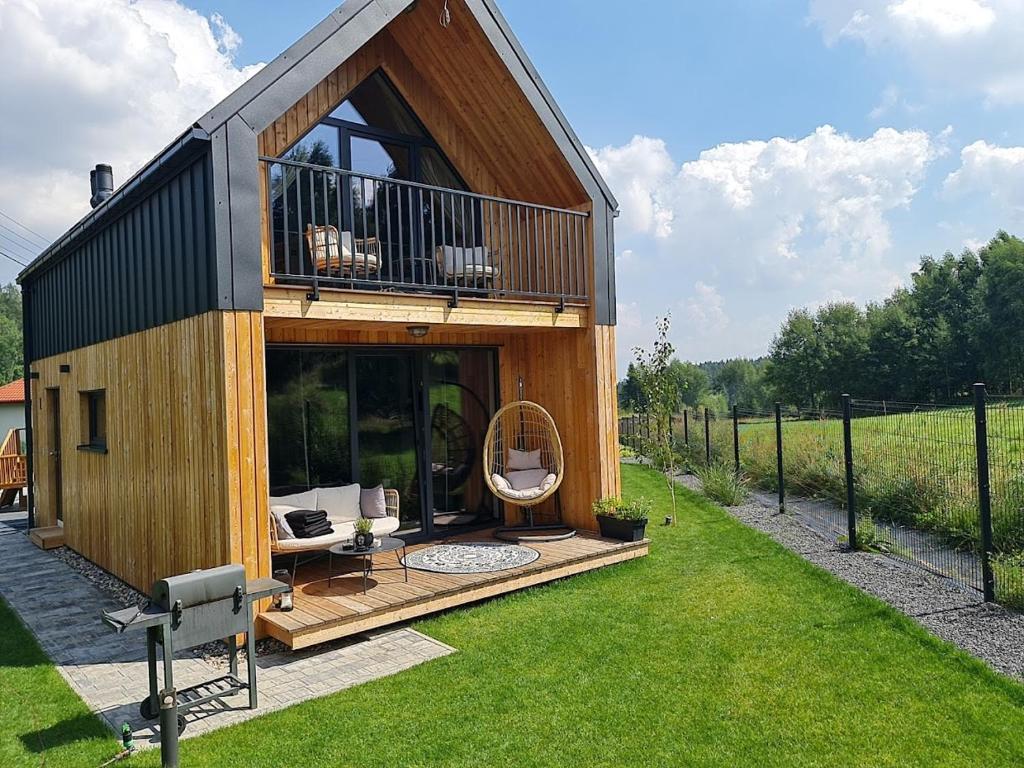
[90,164,114,208]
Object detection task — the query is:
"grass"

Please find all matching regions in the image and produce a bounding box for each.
[696,461,749,506]
[6,463,1024,765]
[0,598,115,767]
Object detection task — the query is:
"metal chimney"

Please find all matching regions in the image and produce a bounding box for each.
[90,164,114,208]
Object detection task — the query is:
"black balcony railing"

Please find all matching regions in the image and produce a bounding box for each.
[262,157,590,306]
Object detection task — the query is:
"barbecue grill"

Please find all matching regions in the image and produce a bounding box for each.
[102,564,288,733]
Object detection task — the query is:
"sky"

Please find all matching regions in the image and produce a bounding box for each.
[2,0,1024,373]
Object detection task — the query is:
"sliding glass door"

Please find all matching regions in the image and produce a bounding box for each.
[266,345,499,538]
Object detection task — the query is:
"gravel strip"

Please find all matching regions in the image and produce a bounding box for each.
[675,472,1024,680]
[48,545,289,660]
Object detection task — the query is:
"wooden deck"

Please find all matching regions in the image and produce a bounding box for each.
[259,530,649,649]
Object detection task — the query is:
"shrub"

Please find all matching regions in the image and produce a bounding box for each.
[592,496,652,521]
[697,463,748,507]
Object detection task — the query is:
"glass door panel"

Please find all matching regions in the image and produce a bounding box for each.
[354,354,422,532]
[426,349,497,532]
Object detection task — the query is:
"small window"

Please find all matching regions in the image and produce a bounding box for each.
[78,390,107,453]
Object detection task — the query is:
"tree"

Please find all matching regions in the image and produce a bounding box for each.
[0,284,22,384]
[632,314,679,520]
[667,360,709,408]
[765,309,823,409]
[977,232,1024,392]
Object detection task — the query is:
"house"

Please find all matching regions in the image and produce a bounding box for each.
[18,0,638,647]
[0,379,25,438]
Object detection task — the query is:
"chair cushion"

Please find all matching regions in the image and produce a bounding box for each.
[490,472,557,501]
[270,504,299,540]
[508,448,543,471]
[360,485,388,518]
[436,245,494,277]
[316,485,362,526]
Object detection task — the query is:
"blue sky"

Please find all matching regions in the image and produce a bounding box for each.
[3,0,1023,370]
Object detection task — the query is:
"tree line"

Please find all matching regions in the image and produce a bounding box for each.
[619,232,1024,413]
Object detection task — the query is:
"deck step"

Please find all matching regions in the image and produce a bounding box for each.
[29,526,65,550]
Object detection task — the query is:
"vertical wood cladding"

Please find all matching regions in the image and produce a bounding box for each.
[25,153,217,361]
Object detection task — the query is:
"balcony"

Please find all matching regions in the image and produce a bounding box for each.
[262,157,591,309]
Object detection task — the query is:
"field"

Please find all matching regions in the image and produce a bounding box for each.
[678,403,1024,605]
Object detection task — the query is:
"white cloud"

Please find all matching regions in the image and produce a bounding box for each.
[587,136,675,238]
[599,126,935,296]
[601,125,941,368]
[682,282,729,333]
[809,0,1024,104]
[944,140,1024,215]
[0,0,262,249]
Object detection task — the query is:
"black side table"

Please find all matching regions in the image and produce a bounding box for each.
[328,536,408,593]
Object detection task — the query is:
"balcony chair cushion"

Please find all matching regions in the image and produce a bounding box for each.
[360,485,388,518]
[435,245,496,279]
[315,484,363,526]
[508,448,543,471]
[490,471,557,500]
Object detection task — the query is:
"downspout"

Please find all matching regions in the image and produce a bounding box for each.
[22,284,34,531]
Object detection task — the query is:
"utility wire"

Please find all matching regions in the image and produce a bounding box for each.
[0,232,38,260]
[0,209,49,248]
[0,247,28,268]
[0,221,44,254]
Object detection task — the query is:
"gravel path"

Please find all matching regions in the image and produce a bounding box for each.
[675,472,1024,681]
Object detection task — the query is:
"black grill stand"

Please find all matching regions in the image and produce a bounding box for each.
[103,566,288,736]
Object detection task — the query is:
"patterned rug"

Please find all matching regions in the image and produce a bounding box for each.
[403,543,540,574]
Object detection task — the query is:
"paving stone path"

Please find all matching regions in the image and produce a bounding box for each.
[0,521,454,747]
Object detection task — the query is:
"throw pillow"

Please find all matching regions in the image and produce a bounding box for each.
[360,485,388,519]
[508,448,542,471]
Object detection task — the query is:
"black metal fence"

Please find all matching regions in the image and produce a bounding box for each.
[619,384,1024,607]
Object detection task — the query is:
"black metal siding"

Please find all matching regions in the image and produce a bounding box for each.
[25,152,217,361]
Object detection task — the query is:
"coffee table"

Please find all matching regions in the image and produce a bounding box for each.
[328,536,408,593]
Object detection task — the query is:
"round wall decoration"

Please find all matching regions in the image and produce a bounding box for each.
[402,543,540,574]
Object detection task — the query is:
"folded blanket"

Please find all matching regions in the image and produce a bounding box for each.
[285,509,333,539]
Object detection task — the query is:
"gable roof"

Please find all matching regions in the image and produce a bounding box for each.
[0,379,25,404]
[20,0,616,285]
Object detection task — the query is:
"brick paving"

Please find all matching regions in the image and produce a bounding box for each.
[0,521,454,747]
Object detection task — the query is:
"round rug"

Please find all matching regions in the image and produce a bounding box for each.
[402,543,540,574]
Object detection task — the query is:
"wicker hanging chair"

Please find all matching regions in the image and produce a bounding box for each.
[483,397,575,542]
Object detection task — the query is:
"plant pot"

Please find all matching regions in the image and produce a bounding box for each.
[596,514,648,542]
[354,531,374,550]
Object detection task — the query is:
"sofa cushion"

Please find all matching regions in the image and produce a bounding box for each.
[270,504,299,540]
[360,485,388,518]
[508,448,542,471]
[369,515,400,537]
[316,484,362,526]
[269,489,317,510]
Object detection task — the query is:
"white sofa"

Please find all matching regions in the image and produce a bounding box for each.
[268,484,400,553]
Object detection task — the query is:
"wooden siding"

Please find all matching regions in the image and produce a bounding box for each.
[264,318,620,531]
[261,529,648,649]
[29,311,271,593]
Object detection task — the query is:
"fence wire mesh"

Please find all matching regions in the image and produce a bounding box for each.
[619,388,1024,606]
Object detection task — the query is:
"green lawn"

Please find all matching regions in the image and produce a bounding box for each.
[6,463,1024,766]
[0,598,114,767]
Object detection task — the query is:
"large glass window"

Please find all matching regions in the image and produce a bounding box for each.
[266,346,498,537]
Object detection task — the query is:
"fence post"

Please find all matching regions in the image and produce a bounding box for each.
[973,383,996,602]
[683,409,689,446]
[704,407,711,466]
[732,404,740,475]
[841,394,857,550]
[775,402,785,513]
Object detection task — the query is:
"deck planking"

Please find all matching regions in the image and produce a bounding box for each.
[259,529,648,649]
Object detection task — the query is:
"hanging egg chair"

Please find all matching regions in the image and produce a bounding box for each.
[484,385,575,542]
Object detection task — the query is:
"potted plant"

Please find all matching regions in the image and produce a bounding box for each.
[353,517,374,550]
[592,496,650,542]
